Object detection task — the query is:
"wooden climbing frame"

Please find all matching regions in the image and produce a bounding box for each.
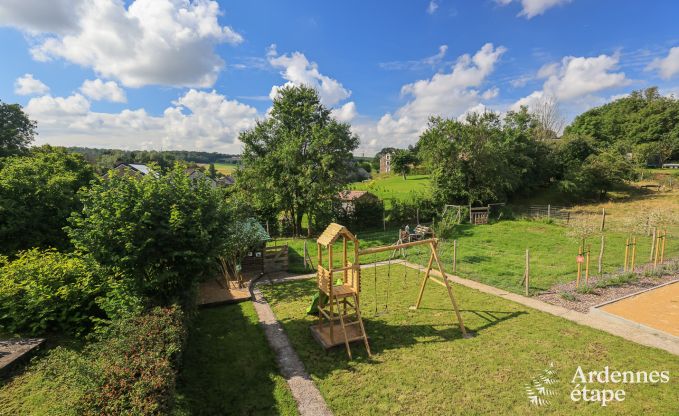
[311,223,468,359]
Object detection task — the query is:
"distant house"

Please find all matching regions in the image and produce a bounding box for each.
[185,168,217,188]
[216,175,236,187]
[105,163,152,178]
[379,152,392,173]
[337,190,379,213]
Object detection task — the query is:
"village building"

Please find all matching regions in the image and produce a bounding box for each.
[379,152,392,173]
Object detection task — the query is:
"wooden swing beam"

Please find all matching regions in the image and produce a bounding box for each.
[359,238,468,337]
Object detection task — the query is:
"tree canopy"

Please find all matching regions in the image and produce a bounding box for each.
[0,101,36,157]
[565,87,679,165]
[237,85,359,235]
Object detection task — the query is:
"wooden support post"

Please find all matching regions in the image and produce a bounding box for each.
[303,240,308,269]
[585,245,591,285]
[453,240,458,274]
[430,241,467,337]
[598,235,605,275]
[547,204,551,220]
[524,249,530,296]
[624,238,630,272]
[414,252,435,309]
[631,237,637,271]
[660,229,667,264]
[654,231,661,269]
[650,227,657,262]
[576,245,583,288]
[600,208,606,231]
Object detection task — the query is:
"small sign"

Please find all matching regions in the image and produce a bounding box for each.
[576,255,585,264]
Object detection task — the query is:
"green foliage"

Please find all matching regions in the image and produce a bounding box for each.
[0,100,36,157]
[0,307,185,416]
[0,145,95,254]
[0,249,104,336]
[67,163,230,305]
[594,272,638,289]
[391,149,416,179]
[389,196,437,225]
[575,284,594,295]
[560,292,577,302]
[336,196,385,230]
[359,161,372,173]
[565,87,679,165]
[418,110,553,205]
[237,85,359,235]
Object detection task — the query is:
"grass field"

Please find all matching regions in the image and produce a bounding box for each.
[262,265,679,415]
[351,174,431,207]
[173,302,298,415]
[197,162,238,175]
[276,218,679,294]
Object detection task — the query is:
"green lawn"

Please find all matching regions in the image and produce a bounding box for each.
[261,265,679,415]
[173,302,298,416]
[277,220,679,293]
[351,174,431,208]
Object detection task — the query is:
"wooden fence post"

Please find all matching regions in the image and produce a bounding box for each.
[524,249,530,296]
[576,245,583,288]
[585,245,591,285]
[453,240,457,273]
[547,204,551,220]
[416,208,420,225]
[600,208,606,231]
[650,227,657,262]
[598,234,605,275]
[631,237,637,271]
[660,229,667,264]
[654,231,661,269]
[303,240,308,269]
[624,237,630,272]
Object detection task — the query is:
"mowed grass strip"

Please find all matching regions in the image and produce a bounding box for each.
[351,174,431,208]
[173,302,298,416]
[262,265,679,415]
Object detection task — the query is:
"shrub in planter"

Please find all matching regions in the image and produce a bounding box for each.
[0,248,104,336]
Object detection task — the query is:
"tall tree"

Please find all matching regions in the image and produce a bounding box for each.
[391,149,415,180]
[0,101,37,157]
[237,85,359,236]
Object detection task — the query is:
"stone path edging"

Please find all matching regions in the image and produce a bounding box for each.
[251,275,333,416]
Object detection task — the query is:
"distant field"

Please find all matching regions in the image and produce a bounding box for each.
[198,162,238,175]
[351,174,432,207]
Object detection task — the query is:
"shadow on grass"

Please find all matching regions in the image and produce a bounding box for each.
[174,303,297,416]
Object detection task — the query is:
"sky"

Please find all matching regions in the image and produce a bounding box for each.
[1,0,679,155]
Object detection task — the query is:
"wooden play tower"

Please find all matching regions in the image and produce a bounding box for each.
[311,223,468,359]
[311,223,371,359]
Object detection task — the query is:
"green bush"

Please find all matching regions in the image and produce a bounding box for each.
[389,196,437,226]
[0,145,95,254]
[67,163,231,305]
[0,307,185,416]
[0,248,104,336]
[336,197,385,230]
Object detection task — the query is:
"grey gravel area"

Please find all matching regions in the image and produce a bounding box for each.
[536,270,679,313]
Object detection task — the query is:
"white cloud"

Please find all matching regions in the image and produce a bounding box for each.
[333,102,358,123]
[25,89,259,152]
[14,73,50,95]
[427,0,439,15]
[542,54,629,100]
[498,0,572,19]
[5,0,242,88]
[370,43,506,149]
[647,46,679,79]
[267,45,351,107]
[0,0,83,34]
[379,45,448,71]
[457,103,489,122]
[80,79,126,103]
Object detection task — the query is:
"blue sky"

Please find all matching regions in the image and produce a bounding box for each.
[1,0,679,154]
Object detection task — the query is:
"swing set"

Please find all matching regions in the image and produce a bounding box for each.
[311,223,467,359]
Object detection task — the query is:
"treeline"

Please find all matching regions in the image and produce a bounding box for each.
[67,146,240,172]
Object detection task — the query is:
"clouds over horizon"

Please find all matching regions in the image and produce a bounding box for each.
[2,0,243,88]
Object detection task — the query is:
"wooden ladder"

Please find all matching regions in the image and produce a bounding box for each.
[327,291,371,359]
